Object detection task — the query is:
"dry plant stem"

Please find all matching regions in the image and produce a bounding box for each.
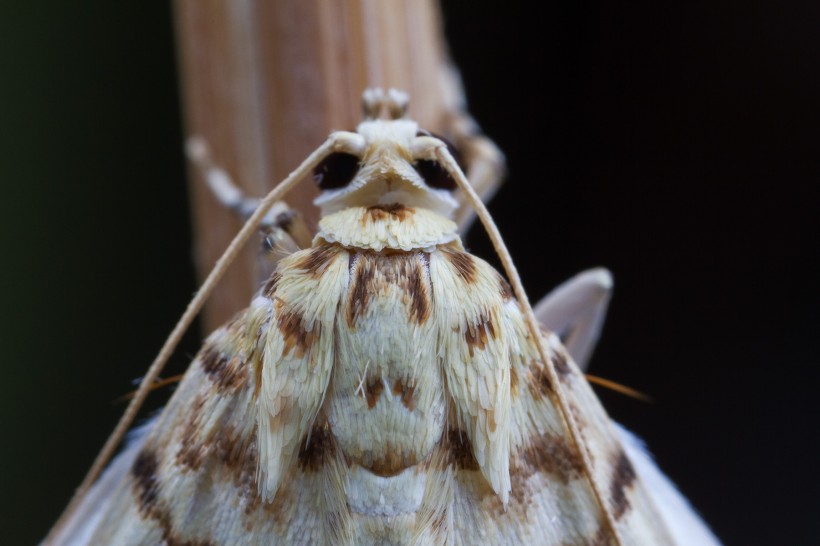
[45,137,338,544]
[435,146,624,546]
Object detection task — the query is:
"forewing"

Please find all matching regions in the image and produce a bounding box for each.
[433,249,675,545]
[256,244,349,500]
[54,246,351,546]
[539,327,681,543]
[430,247,512,504]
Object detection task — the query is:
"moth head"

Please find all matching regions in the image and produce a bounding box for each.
[313,88,463,217]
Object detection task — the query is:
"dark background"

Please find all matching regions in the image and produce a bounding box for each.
[2,2,817,544]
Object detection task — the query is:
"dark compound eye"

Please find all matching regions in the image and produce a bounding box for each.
[414,130,462,191]
[313,152,360,190]
[414,159,457,191]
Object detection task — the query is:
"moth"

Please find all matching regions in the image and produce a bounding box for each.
[45,89,721,545]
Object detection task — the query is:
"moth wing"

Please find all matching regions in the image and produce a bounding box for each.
[512,322,678,544]
[432,250,678,544]
[255,245,349,500]
[431,248,512,504]
[50,246,350,546]
[533,270,721,545]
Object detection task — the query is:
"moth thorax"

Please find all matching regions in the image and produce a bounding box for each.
[314,206,460,252]
[326,248,446,478]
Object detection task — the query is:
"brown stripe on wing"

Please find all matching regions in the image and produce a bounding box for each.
[609,449,637,520]
[297,423,337,473]
[551,345,572,379]
[442,249,478,284]
[445,428,480,471]
[131,449,215,546]
[200,346,248,391]
[132,449,161,513]
[363,378,384,409]
[347,251,432,327]
[392,378,417,411]
[262,271,282,297]
[496,271,514,300]
[293,244,341,277]
[527,358,555,398]
[464,319,497,358]
[276,305,322,359]
[516,432,584,486]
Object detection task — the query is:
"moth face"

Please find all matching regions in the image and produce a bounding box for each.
[313,119,461,217]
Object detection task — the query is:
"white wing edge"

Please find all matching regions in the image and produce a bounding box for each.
[46,418,156,546]
[614,423,722,546]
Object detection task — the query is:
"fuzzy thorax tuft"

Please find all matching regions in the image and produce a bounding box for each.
[314,204,459,252]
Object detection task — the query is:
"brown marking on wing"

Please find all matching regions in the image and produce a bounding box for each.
[507,467,533,508]
[132,449,160,512]
[430,511,448,536]
[347,251,431,326]
[216,428,273,522]
[569,401,589,432]
[176,398,261,516]
[263,480,296,530]
[277,306,321,359]
[510,363,520,397]
[516,432,583,485]
[527,359,554,398]
[407,252,431,324]
[392,378,417,411]
[501,431,585,514]
[364,203,414,223]
[155,381,289,533]
[131,449,214,546]
[444,249,477,284]
[446,429,480,471]
[561,526,614,546]
[496,271,514,300]
[298,423,336,472]
[176,394,208,471]
[552,346,572,379]
[464,320,496,357]
[263,271,282,297]
[347,254,376,326]
[364,377,384,409]
[294,244,339,276]
[200,346,247,391]
[253,357,263,398]
[366,446,419,477]
[610,449,637,520]
[591,526,615,546]
[208,424,286,525]
[214,426,255,475]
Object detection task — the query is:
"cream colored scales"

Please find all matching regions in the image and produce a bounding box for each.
[45,90,721,545]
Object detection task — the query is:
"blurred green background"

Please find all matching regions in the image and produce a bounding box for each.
[2,2,818,545]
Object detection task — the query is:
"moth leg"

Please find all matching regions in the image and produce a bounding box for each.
[438,65,507,233]
[533,268,614,371]
[186,137,314,283]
